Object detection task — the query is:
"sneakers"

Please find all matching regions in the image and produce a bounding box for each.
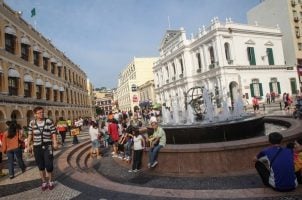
[133,169,141,173]
[112,154,118,158]
[151,161,158,168]
[147,163,151,168]
[48,181,55,190]
[128,169,134,172]
[41,182,48,191]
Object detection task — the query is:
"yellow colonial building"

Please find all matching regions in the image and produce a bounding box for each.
[115,57,158,112]
[0,0,93,130]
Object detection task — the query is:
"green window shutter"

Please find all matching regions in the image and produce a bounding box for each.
[290,79,297,94]
[251,47,256,65]
[277,82,281,94]
[269,82,273,92]
[267,48,274,65]
[250,83,254,97]
[259,83,263,96]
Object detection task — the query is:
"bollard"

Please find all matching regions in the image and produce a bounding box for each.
[280,102,282,110]
[263,104,265,111]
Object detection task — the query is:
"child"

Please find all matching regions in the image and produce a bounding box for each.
[128,127,145,172]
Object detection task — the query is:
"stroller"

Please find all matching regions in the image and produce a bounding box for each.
[293,98,302,119]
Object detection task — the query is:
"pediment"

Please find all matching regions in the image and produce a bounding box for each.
[160,30,182,50]
[245,39,255,45]
[264,41,274,46]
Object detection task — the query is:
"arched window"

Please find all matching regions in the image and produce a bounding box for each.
[224,43,232,64]
[131,84,137,92]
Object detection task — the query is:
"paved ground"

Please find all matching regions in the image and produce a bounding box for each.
[0,105,302,200]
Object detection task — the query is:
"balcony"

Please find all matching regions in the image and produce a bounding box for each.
[292,0,296,7]
[196,68,201,73]
[0,94,70,107]
[294,16,299,22]
[297,32,301,38]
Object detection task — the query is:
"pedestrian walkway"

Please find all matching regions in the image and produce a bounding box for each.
[1,114,302,199]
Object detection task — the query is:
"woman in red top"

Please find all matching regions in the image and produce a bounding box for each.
[2,120,26,179]
[108,119,119,157]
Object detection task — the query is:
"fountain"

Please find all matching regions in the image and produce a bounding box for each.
[139,86,302,176]
[160,87,265,144]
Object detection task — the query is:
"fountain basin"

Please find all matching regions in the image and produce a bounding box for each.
[140,116,301,176]
[162,115,265,144]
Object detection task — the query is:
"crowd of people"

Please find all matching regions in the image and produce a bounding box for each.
[89,109,166,173]
[1,105,302,194]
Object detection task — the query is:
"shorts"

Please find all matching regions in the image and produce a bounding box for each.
[92,139,100,149]
[33,145,54,172]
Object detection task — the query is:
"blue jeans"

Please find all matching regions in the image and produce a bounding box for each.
[7,148,26,177]
[148,145,163,165]
[124,140,132,158]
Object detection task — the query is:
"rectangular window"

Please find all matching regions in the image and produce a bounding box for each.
[290,78,298,94]
[58,67,62,77]
[51,62,55,74]
[33,51,40,66]
[36,85,42,99]
[5,34,15,54]
[298,43,302,51]
[46,88,51,100]
[24,82,31,97]
[8,78,18,96]
[60,91,63,102]
[43,57,49,71]
[196,53,202,69]
[266,48,274,65]
[179,58,184,74]
[247,47,256,65]
[21,44,29,61]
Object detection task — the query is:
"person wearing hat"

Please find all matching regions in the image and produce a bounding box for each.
[148,120,166,168]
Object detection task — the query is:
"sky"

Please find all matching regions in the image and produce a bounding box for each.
[5,0,260,89]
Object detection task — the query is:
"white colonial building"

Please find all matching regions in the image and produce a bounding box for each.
[153,18,299,112]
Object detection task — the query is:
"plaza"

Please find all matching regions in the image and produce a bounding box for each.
[0,107,302,200]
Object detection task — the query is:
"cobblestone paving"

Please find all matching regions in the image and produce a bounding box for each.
[1,113,302,200]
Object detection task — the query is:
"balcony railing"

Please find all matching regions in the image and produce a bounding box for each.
[0,94,71,107]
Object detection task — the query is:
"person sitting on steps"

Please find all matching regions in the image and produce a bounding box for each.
[254,132,298,192]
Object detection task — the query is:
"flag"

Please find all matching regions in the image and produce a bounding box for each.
[31,8,36,17]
